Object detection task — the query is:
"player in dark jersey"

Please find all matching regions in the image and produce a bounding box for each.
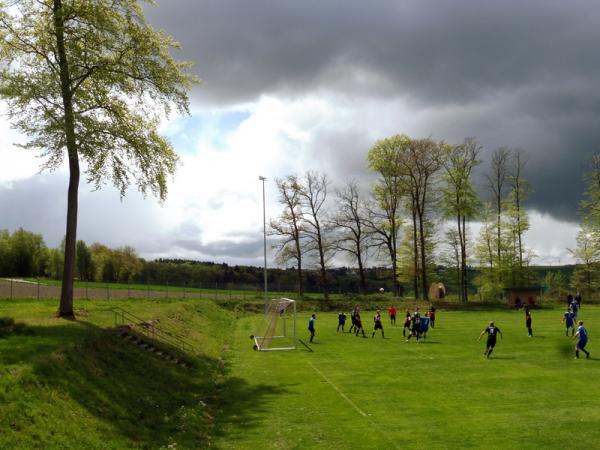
[372,310,384,338]
[563,308,576,336]
[574,321,590,359]
[406,308,421,342]
[349,306,358,334]
[479,321,502,358]
[525,308,533,337]
[429,306,436,328]
[402,310,411,337]
[337,311,347,333]
[308,314,316,342]
[354,307,366,337]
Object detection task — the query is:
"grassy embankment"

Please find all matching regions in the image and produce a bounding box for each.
[0,298,236,449]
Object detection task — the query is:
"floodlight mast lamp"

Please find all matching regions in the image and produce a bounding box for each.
[259,176,268,314]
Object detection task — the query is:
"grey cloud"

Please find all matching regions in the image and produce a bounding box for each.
[145,0,600,218]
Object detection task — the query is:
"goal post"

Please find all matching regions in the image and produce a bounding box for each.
[251,298,297,351]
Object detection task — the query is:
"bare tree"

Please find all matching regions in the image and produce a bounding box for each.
[270,176,306,296]
[298,171,332,299]
[507,150,530,273]
[486,148,511,272]
[330,181,370,294]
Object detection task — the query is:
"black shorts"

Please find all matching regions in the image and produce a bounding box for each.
[390,314,396,320]
[374,322,383,330]
[487,338,497,348]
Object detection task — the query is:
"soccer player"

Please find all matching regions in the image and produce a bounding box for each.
[478,321,502,358]
[429,306,436,328]
[571,297,579,319]
[525,308,533,337]
[308,314,316,343]
[575,291,582,310]
[372,310,384,338]
[573,320,590,359]
[402,310,411,337]
[349,306,358,334]
[406,308,421,342]
[388,305,397,326]
[354,307,366,337]
[337,311,347,333]
[563,308,576,336]
[420,313,430,339]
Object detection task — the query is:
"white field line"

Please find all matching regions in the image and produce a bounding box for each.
[308,360,400,450]
[308,361,367,417]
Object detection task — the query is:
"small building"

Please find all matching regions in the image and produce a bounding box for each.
[429,282,446,300]
[503,287,545,308]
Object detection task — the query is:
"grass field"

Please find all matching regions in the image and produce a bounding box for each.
[1,298,599,449]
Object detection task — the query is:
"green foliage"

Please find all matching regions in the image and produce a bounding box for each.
[0,0,198,200]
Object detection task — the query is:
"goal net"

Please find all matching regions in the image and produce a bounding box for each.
[251,298,297,351]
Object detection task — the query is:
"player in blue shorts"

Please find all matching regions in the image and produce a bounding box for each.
[337,311,347,332]
[573,320,590,359]
[570,298,579,319]
[563,308,576,336]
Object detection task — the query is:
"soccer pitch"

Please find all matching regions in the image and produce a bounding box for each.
[216,306,600,449]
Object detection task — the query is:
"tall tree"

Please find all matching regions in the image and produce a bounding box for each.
[367,134,407,297]
[330,181,370,294]
[568,226,600,300]
[486,147,511,289]
[400,138,444,300]
[506,150,531,277]
[440,138,481,302]
[298,171,332,299]
[0,0,197,317]
[270,176,306,296]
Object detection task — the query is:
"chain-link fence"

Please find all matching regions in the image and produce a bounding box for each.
[0,278,278,301]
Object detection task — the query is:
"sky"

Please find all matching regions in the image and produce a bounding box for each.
[2,0,600,267]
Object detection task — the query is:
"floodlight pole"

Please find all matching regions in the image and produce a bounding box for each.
[259,176,268,314]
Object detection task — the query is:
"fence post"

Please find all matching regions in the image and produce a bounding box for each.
[128,282,131,299]
[147,281,149,299]
[107,284,109,300]
[183,283,186,299]
[37,278,40,301]
[86,281,88,300]
[10,278,13,300]
[166,281,169,299]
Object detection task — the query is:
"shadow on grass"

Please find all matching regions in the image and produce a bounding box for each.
[0,320,283,448]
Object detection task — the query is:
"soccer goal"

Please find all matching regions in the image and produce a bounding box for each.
[251,298,297,351]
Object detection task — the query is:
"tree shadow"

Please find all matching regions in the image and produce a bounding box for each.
[0,320,286,448]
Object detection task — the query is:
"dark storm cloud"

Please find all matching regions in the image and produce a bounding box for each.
[145,0,600,219]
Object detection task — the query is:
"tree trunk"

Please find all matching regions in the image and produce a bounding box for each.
[419,211,428,301]
[54,0,79,318]
[411,202,419,300]
[461,215,468,302]
[357,248,367,295]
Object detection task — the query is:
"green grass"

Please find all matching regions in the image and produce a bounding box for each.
[2,298,600,449]
[0,298,236,449]
[215,306,600,449]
